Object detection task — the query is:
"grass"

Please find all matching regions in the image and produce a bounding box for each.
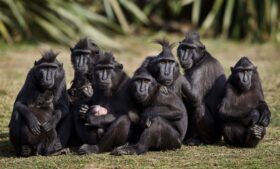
[0,34,279,168]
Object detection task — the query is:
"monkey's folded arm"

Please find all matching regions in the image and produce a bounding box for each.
[14,101,36,121]
[181,77,201,106]
[143,106,182,121]
[257,100,271,127]
[218,87,252,121]
[85,114,116,127]
[14,101,41,135]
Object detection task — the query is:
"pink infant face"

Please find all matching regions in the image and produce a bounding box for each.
[90,105,108,116]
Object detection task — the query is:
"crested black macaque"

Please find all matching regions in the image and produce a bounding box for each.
[68,38,100,146]
[177,32,226,145]
[218,57,271,147]
[69,74,111,144]
[68,38,100,97]
[146,39,196,105]
[77,52,138,155]
[9,51,70,156]
[111,65,188,155]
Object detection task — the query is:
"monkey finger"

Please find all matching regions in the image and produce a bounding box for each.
[81,104,89,109]
[80,107,88,111]
[146,119,152,128]
[32,127,40,135]
[42,122,52,131]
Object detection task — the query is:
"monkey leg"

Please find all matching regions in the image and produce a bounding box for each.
[9,111,23,156]
[222,123,248,147]
[56,113,72,147]
[194,104,221,144]
[111,117,181,156]
[21,145,33,157]
[78,115,131,155]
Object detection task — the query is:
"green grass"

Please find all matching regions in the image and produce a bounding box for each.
[0,34,279,168]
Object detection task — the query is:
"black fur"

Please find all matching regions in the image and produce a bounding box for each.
[68,38,101,146]
[76,52,138,154]
[111,64,188,155]
[9,51,70,156]
[218,57,271,147]
[177,32,226,145]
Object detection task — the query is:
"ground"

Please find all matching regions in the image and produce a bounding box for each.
[0,34,279,169]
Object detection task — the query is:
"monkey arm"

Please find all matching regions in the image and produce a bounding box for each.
[14,101,37,122]
[257,101,271,127]
[14,101,41,135]
[128,110,140,124]
[181,76,201,106]
[218,87,250,121]
[144,106,183,121]
[85,114,116,127]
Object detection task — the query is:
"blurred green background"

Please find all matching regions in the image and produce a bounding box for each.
[0,0,279,48]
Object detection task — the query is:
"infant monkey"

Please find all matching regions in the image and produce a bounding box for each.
[80,105,115,138]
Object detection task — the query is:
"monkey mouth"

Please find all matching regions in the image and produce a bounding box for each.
[98,82,110,87]
[158,78,173,86]
[238,82,251,91]
[240,84,251,91]
[76,67,88,74]
[41,82,54,89]
[181,61,193,69]
[134,94,148,103]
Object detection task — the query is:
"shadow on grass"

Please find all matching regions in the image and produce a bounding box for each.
[0,132,14,157]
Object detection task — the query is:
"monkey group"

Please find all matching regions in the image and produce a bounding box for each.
[9,32,271,157]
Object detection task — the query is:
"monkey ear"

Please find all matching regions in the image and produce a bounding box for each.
[118,64,123,70]
[230,67,234,73]
[34,61,38,66]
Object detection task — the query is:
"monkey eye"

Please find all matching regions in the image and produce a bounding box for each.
[143,79,150,83]
[160,60,168,64]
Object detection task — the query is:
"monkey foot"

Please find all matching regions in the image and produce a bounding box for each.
[78,144,99,155]
[51,148,71,156]
[21,145,32,157]
[250,125,265,139]
[184,138,204,146]
[110,144,139,156]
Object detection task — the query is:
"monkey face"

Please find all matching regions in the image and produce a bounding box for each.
[230,57,257,91]
[72,52,91,74]
[177,45,201,70]
[35,64,61,89]
[95,65,114,89]
[132,76,156,103]
[232,69,254,91]
[153,58,178,86]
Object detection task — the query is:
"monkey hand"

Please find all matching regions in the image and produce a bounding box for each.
[28,115,41,135]
[41,120,56,132]
[258,109,270,127]
[79,104,89,119]
[141,112,157,128]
